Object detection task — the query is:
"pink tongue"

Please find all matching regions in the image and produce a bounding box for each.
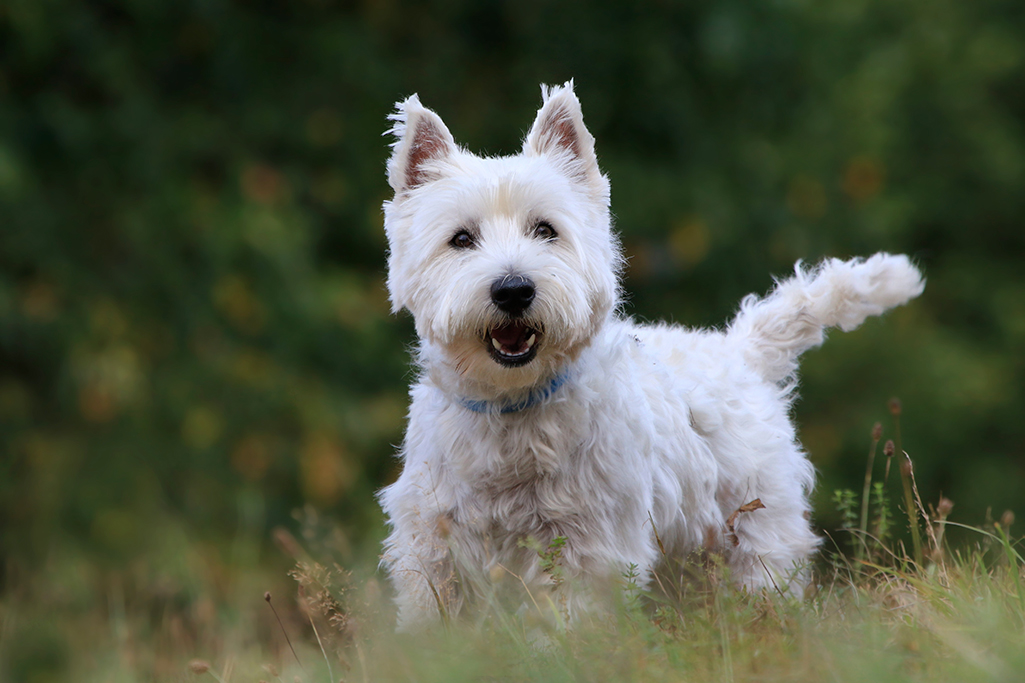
[491,323,528,350]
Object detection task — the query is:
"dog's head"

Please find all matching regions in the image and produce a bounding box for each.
[383,82,621,393]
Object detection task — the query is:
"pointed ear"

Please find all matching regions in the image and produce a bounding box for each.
[523,81,602,185]
[386,95,457,192]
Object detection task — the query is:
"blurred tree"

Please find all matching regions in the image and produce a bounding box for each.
[1,0,1023,584]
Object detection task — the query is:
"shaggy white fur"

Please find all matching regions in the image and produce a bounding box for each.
[378,81,924,631]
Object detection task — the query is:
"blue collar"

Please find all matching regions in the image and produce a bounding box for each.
[459,372,571,415]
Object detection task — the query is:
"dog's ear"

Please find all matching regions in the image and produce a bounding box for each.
[524,81,603,188]
[386,95,456,193]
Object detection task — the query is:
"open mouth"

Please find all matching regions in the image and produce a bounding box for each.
[486,321,540,367]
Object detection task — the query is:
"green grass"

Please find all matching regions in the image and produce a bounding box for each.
[297,528,1025,683]
[5,513,1020,683]
[3,417,1023,683]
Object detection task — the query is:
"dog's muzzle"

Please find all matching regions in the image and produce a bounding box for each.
[487,275,540,366]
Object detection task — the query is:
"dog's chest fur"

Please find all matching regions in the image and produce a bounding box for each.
[443,401,647,579]
[452,400,600,539]
[416,327,724,574]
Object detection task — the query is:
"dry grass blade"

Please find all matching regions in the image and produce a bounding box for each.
[647,511,667,557]
[726,499,766,547]
[264,592,304,673]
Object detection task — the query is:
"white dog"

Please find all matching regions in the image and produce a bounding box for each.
[377,81,923,630]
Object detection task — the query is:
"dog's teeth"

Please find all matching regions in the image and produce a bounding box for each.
[492,337,502,351]
[526,334,536,348]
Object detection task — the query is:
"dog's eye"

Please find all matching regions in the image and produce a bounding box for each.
[450,230,476,249]
[533,222,557,241]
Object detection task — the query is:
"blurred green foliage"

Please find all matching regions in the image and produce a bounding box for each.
[1,0,1024,637]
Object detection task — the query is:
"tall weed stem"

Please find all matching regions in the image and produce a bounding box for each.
[858,422,883,561]
[899,454,924,567]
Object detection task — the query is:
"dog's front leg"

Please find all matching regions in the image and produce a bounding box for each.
[382,514,462,632]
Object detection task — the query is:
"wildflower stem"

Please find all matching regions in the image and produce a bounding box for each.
[899,455,924,567]
[858,423,882,561]
[308,610,334,683]
[995,522,1025,618]
[265,592,305,673]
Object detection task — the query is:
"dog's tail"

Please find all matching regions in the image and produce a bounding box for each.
[727,253,924,385]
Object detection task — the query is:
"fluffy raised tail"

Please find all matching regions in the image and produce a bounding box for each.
[728,253,924,384]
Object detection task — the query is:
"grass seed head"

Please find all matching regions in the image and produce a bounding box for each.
[1001,510,1015,528]
[937,497,954,517]
[871,421,883,441]
[889,397,902,416]
[436,513,452,539]
[188,660,211,674]
[883,439,895,458]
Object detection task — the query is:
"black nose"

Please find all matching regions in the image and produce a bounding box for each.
[490,275,536,316]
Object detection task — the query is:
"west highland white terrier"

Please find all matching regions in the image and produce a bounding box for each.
[378,81,924,630]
